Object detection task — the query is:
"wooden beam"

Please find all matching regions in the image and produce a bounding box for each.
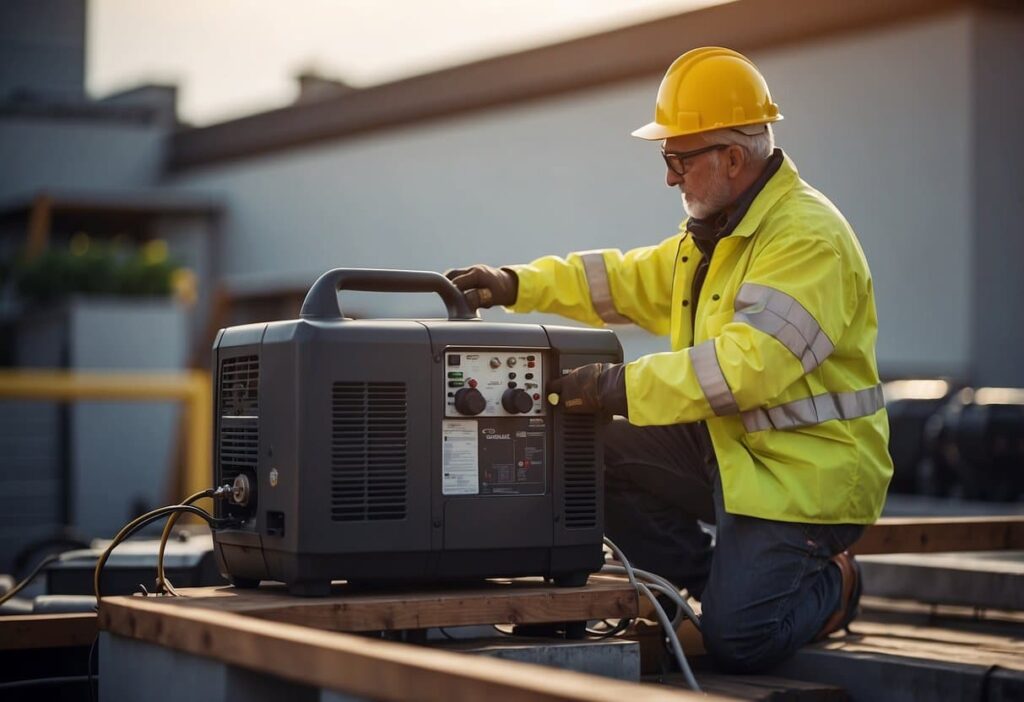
[99,595,720,702]
[853,516,1024,555]
[0,612,97,650]
[150,579,638,633]
[26,193,52,259]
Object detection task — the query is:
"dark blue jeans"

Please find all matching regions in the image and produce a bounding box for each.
[603,418,864,673]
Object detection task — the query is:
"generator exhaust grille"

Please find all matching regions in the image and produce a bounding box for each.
[562,414,598,529]
[331,382,408,522]
[217,354,259,489]
[220,355,259,417]
[219,422,258,483]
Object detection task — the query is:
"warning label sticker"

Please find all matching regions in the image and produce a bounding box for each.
[442,420,479,495]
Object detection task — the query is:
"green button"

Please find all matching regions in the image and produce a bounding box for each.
[448,380,465,387]
[447,372,464,378]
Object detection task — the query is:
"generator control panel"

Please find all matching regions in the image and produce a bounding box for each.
[444,349,545,418]
[442,348,548,497]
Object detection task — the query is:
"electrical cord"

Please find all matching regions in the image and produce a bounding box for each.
[93,503,231,604]
[155,487,229,596]
[0,553,59,607]
[603,536,701,693]
[600,563,701,631]
[0,548,97,609]
[586,617,633,639]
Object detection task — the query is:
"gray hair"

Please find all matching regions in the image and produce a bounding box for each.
[701,124,775,161]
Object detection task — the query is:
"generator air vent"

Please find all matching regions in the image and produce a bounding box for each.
[218,354,259,492]
[562,414,598,529]
[220,355,259,417]
[219,422,258,485]
[331,382,408,522]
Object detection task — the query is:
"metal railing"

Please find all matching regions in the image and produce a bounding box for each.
[0,369,212,501]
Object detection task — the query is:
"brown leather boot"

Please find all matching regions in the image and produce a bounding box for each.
[815,550,861,640]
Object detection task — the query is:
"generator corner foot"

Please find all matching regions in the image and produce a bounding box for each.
[552,571,590,588]
[228,575,261,590]
[288,580,333,597]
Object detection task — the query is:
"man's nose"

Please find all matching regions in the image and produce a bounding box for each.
[666,168,683,188]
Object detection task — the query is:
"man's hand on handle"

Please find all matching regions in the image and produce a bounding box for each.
[445,265,518,311]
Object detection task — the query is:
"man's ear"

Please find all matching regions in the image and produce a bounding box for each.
[726,145,745,178]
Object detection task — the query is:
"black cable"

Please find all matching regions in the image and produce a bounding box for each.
[0,553,61,607]
[0,674,93,691]
[88,634,98,702]
[93,504,228,602]
[586,618,633,639]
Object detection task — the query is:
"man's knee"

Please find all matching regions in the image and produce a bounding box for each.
[701,609,790,673]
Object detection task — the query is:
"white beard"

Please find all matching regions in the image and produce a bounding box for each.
[681,155,732,219]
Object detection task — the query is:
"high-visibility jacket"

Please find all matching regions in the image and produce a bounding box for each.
[510,152,892,524]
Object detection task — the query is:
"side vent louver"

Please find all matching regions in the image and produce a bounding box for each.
[562,414,598,529]
[331,382,408,522]
[218,355,259,487]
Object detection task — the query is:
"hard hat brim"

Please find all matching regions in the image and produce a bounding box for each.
[630,115,784,141]
[630,121,679,141]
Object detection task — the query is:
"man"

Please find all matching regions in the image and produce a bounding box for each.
[446,47,892,672]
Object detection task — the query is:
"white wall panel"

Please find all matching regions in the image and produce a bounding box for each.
[170,12,974,376]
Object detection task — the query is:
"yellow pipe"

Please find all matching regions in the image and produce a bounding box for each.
[0,369,213,504]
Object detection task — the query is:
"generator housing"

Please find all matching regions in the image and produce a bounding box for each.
[212,269,621,596]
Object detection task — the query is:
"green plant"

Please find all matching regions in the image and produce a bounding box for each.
[8,237,185,304]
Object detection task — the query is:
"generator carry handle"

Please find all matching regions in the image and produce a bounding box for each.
[300,268,479,321]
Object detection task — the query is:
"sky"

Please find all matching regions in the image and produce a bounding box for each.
[87,0,730,126]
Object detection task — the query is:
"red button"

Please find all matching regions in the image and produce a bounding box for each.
[468,378,478,388]
[527,362,536,368]
[532,393,540,400]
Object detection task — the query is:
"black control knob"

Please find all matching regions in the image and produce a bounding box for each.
[502,388,534,414]
[454,387,486,416]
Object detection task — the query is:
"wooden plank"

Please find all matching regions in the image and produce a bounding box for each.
[859,552,1024,610]
[774,616,1024,701]
[836,620,1024,670]
[852,517,1024,555]
[0,612,97,650]
[860,595,1024,626]
[655,672,848,701]
[151,579,638,632]
[99,595,727,702]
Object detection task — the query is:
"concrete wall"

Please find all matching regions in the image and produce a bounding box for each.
[0,116,166,202]
[168,11,981,379]
[970,11,1024,387]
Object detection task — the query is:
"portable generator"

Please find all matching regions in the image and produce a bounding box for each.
[211,269,621,596]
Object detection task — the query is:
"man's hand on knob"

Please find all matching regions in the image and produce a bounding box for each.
[546,363,628,416]
[445,265,518,311]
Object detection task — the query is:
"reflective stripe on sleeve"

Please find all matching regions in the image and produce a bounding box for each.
[579,252,634,325]
[733,283,835,373]
[690,339,739,416]
[741,384,885,432]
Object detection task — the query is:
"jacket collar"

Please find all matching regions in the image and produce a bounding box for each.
[681,149,799,241]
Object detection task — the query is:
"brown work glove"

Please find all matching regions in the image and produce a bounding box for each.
[445,264,519,310]
[546,363,628,416]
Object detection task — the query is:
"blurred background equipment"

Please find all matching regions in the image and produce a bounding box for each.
[884,381,1024,503]
[883,379,958,495]
[922,387,1024,502]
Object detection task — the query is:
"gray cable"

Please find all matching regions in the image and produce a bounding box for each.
[600,564,700,630]
[603,537,701,692]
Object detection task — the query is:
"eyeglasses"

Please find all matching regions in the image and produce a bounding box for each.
[660,143,729,175]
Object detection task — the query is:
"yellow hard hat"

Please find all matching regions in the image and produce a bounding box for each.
[632,47,783,141]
